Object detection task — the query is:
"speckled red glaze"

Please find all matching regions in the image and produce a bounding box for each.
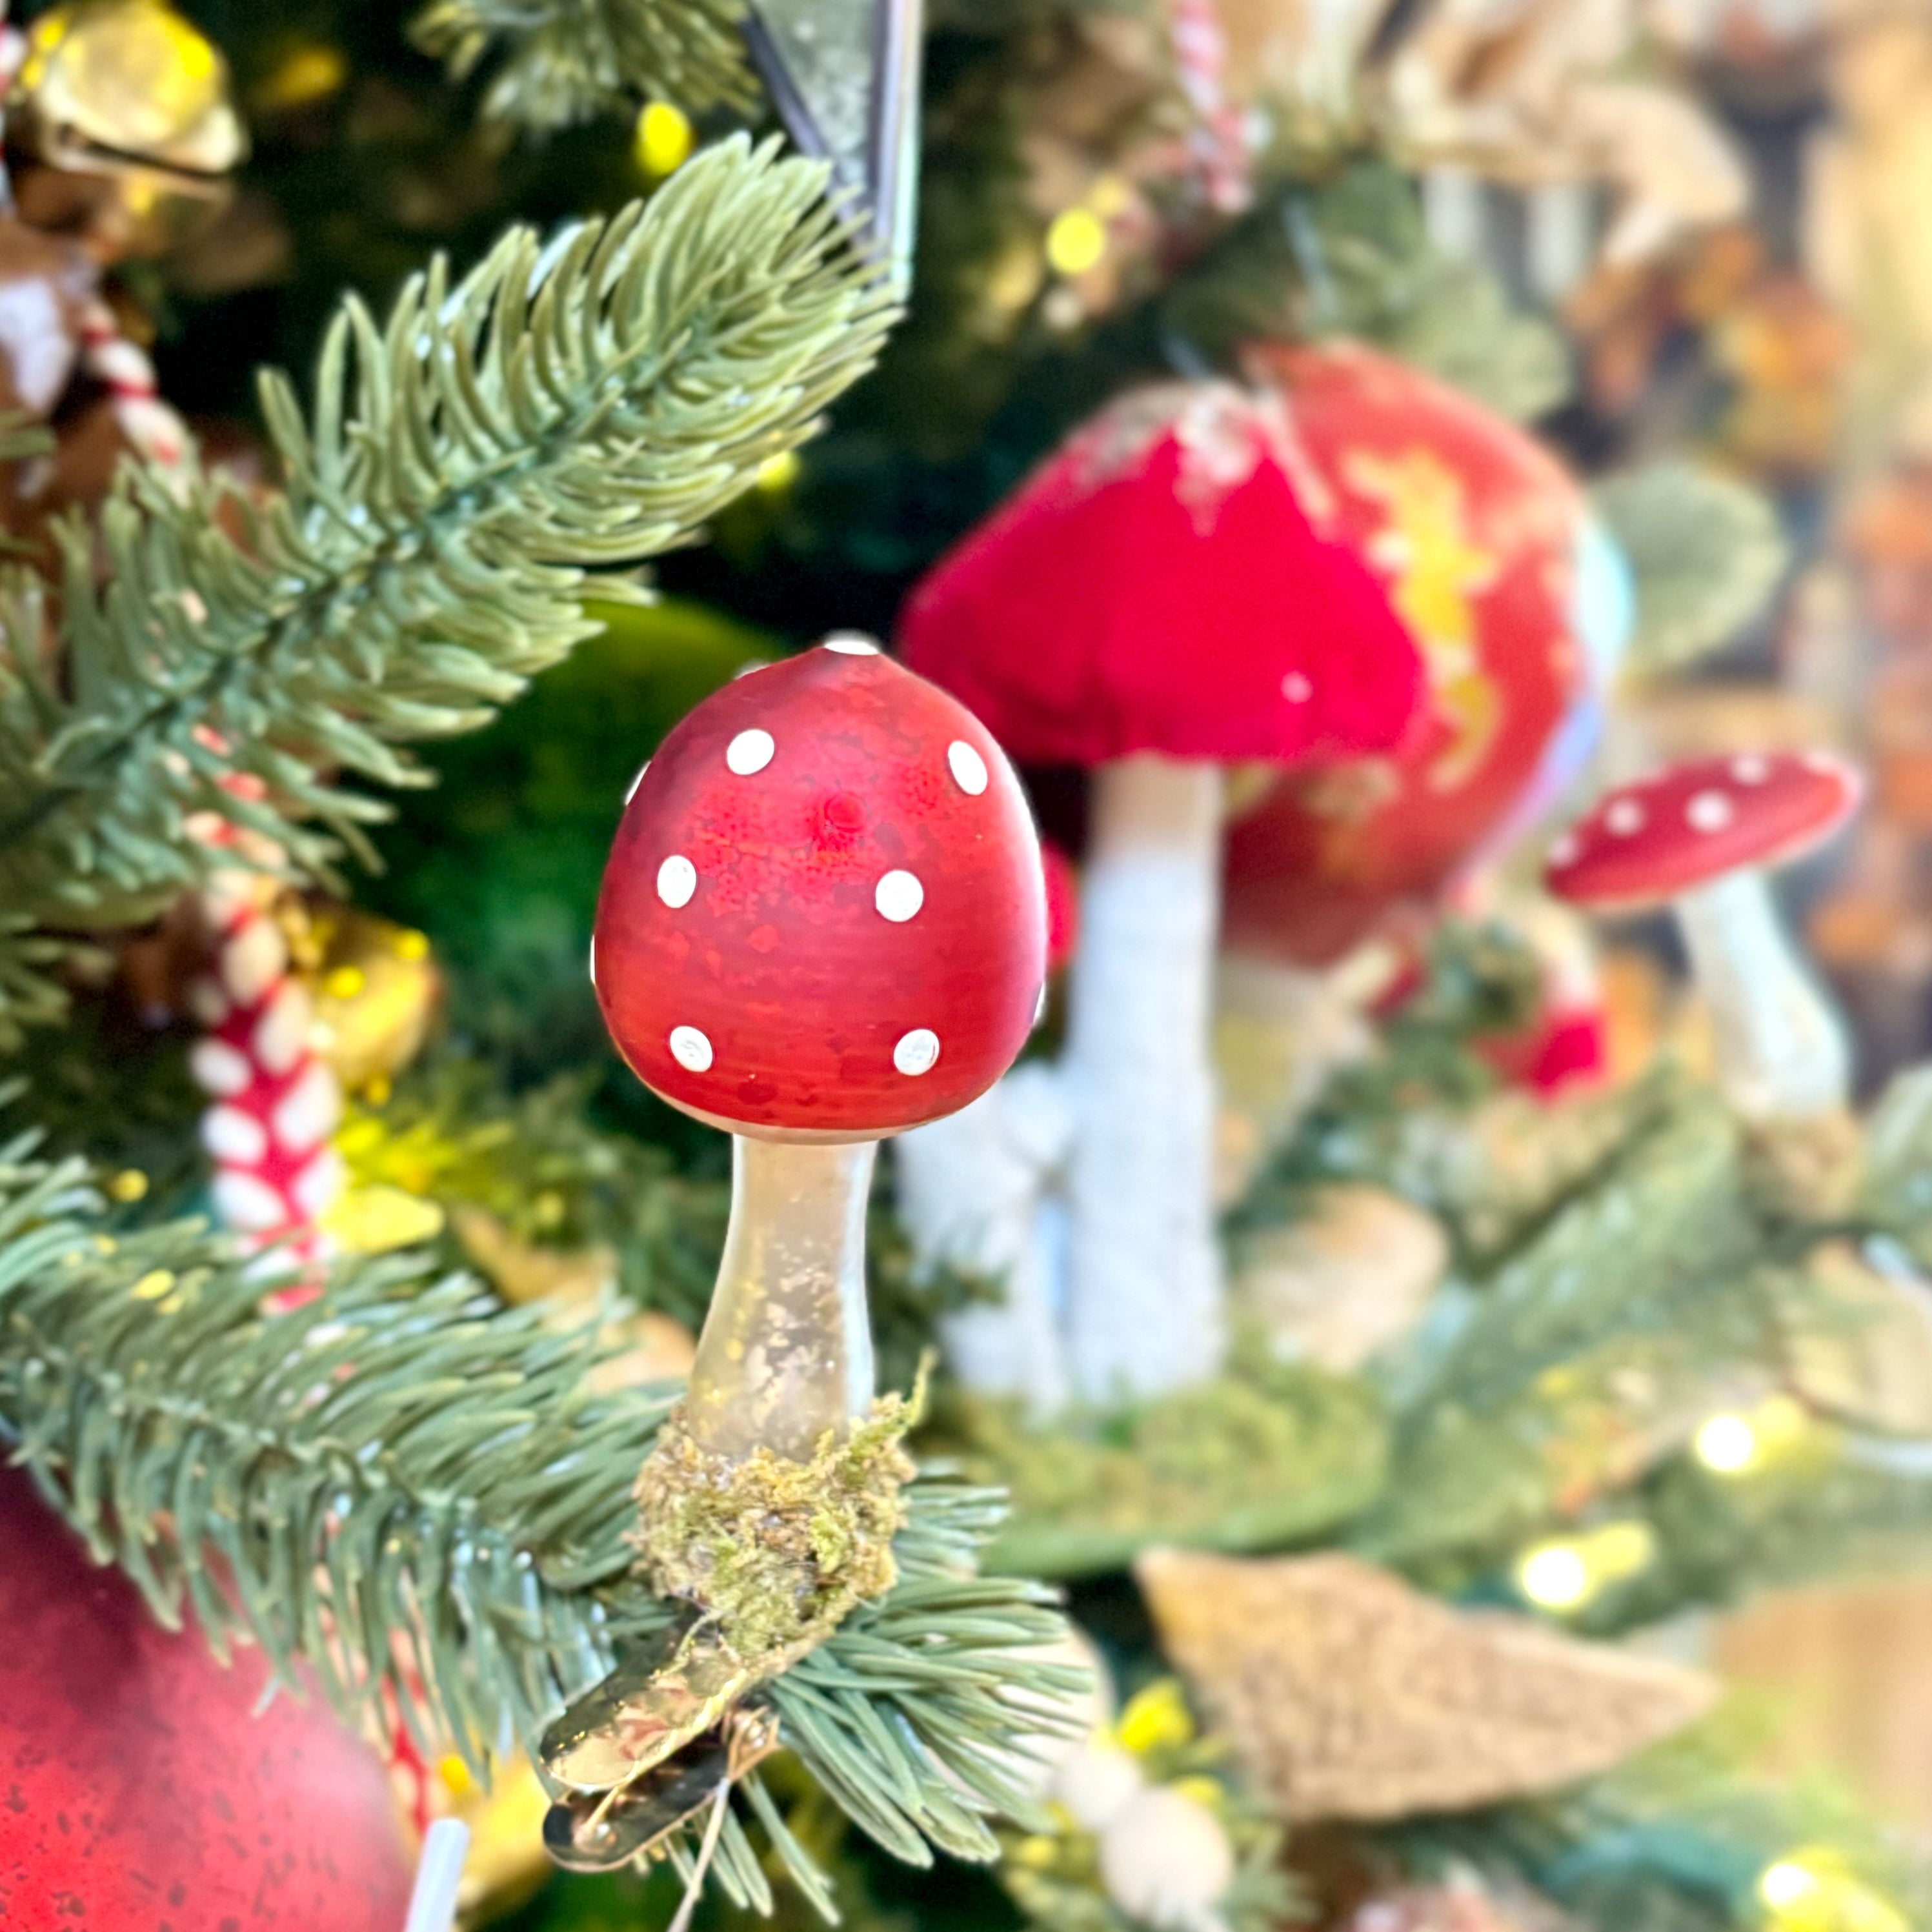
[593,643,1047,1136]
[0,1469,413,1932]
[1223,342,1589,967]
[1544,750,1864,911]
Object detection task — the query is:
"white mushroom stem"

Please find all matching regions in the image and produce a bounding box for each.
[1673,867,1851,1125]
[1063,754,1226,1401]
[894,1063,1072,1416]
[683,1137,878,1463]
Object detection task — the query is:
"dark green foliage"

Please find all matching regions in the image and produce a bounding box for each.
[413,0,756,129]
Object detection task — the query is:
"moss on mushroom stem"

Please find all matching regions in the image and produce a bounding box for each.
[633,1377,925,1658]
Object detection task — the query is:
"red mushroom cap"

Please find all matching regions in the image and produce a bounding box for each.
[1221,341,1593,968]
[1544,751,1864,911]
[593,638,1047,1138]
[898,381,1424,768]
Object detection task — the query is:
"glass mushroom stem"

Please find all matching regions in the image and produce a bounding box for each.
[1062,754,1227,1401]
[1672,867,1851,1125]
[683,1135,879,1464]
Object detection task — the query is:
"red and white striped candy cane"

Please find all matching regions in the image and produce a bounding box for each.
[75,296,191,474]
[1170,0,1253,214]
[184,774,345,1278]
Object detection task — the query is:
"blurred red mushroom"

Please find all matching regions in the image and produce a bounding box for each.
[594,636,1047,1460]
[1223,343,1601,973]
[1545,750,1862,1127]
[902,379,1422,1400]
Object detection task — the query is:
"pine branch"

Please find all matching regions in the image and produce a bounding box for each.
[0,137,895,1041]
[412,0,756,128]
[1359,1092,1789,1563]
[0,1117,1074,1897]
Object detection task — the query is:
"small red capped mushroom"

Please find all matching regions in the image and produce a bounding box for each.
[1544,751,1861,910]
[1545,750,1863,1125]
[594,638,1047,1138]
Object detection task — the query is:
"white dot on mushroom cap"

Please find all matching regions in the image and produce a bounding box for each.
[669,1026,714,1072]
[732,659,773,680]
[1548,833,1580,868]
[822,632,881,655]
[1687,790,1735,833]
[947,740,989,796]
[876,870,925,922]
[625,760,650,803]
[658,855,698,909]
[727,729,775,776]
[1731,755,1770,784]
[587,937,596,987]
[1282,671,1313,703]
[894,1029,940,1076]
[1605,799,1646,836]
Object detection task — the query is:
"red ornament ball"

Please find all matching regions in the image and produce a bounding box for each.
[594,638,1047,1138]
[1223,343,1591,967]
[0,1469,414,1932]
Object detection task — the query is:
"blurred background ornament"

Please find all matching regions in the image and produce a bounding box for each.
[1345,1873,1580,1931]
[743,0,925,281]
[1138,1548,1716,1821]
[0,1467,414,1931]
[1224,343,1600,976]
[1230,1182,1449,1371]
[293,905,441,1098]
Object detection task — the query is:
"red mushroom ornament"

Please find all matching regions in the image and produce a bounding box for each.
[1223,342,1598,971]
[1545,751,1862,1127]
[901,381,1422,1402]
[594,635,1047,1462]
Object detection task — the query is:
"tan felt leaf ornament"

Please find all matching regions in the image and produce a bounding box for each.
[1136,1549,1716,1822]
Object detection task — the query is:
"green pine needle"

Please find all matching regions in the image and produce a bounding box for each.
[0,136,895,1044]
[0,1116,1075,1900]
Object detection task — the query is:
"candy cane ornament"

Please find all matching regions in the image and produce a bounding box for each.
[184,783,345,1273]
[1169,0,1253,214]
[75,294,191,474]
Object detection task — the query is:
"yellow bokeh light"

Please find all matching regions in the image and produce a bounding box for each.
[1763,1862,1822,1910]
[635,100,695,178]
[1760,1854,1910,1932]
[1045,207,1109,277]
[1517,1542,1592,1610]
[756,449,801,494]
[256,43,348,112]
[1695,1411,1760,1474]
[1113,1678,1194,1755]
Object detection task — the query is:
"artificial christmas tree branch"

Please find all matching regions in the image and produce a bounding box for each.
[0,1113,1075,1902]
[0,136,894,1047]
[412,0,758,127]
